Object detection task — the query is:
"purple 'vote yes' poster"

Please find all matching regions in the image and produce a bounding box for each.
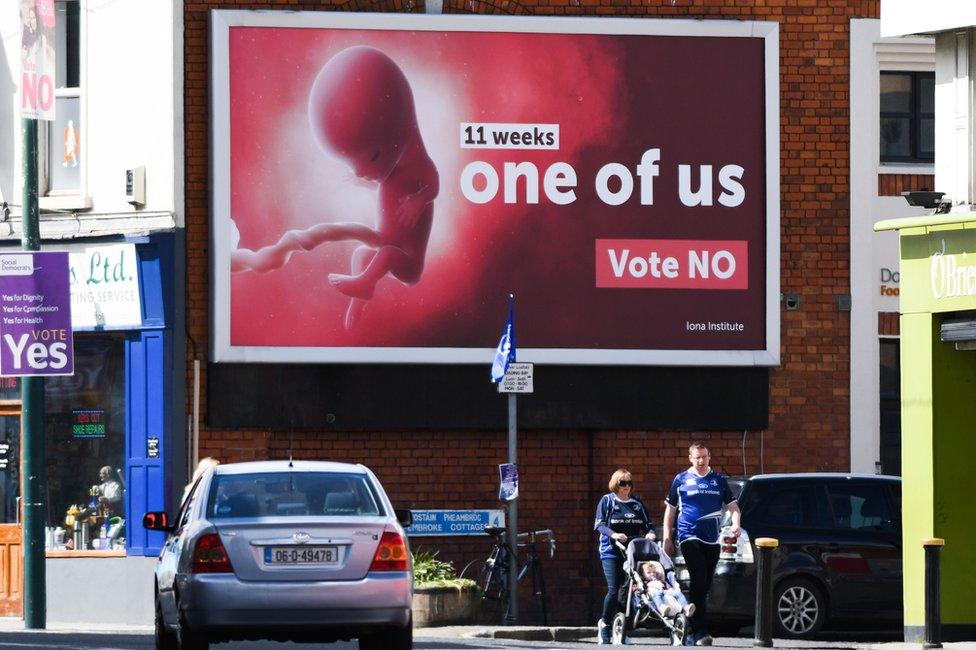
[0,252,73,376]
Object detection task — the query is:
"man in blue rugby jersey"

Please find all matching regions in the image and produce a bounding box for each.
[662,441,741,646]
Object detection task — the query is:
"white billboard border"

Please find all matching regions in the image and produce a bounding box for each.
[210,11,780,367]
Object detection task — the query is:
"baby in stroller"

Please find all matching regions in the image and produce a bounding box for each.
[611,538,691,646]
[639,560,695,618]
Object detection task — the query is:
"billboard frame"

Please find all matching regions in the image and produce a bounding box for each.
[209,10,780,366]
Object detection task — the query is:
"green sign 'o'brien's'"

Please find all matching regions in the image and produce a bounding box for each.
[874,211,976,642]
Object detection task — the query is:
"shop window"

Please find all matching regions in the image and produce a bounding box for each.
[879,339,901,476]
[0,378,19,402]
[880,71,934,164]
[44,335,125,552]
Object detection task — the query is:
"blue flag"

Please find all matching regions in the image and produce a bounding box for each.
[490,295,516,383]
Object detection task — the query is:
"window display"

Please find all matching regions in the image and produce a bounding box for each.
[44,335,125,551]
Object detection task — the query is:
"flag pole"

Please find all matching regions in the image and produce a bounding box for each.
[490,293,519,624]
[504,293,518,624]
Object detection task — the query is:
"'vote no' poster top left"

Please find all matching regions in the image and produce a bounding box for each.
[20,0,56,121]
[0,252,73,376]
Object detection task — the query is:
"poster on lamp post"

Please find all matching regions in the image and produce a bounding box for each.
[209,12,780,367]
[0,252,73,376]
[20,0,56,120]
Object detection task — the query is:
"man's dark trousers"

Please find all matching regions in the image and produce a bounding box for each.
[679,539,721,638]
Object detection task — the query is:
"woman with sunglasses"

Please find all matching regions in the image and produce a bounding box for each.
[594,469,656,644]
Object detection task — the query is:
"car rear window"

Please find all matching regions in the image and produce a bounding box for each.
[207,472,383,518]
[825,482,897,532]
[743,481,832,528]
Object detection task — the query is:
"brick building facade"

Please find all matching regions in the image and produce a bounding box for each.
[184,0,876,625]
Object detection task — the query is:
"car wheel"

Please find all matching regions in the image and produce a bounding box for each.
[773,577,825,639]
[154,596,177,650]
[359,621,413,650]
[176,614,209,650]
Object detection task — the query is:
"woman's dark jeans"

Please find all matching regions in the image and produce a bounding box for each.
[601,557,626,625]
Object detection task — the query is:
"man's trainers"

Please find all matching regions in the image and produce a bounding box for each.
[598,619,611,645]
[695,634,713,646]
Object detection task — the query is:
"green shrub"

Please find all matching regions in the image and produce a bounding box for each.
[412,548,478,590]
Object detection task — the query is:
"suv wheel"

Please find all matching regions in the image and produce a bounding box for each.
[773,577,824,639]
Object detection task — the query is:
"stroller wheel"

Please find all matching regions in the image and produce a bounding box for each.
[611,612,629,645]
[670,613,687,646]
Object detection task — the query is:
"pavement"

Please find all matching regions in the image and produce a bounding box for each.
[1,618,974,648]
[414,626,976,648]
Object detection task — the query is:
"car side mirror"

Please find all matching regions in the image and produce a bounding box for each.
[143,511,174,532]
[395,509,413,528]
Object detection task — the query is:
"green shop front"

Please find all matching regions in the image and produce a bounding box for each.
[875,213,976,641]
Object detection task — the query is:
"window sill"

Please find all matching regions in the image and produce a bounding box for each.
[45,549,126,558]
[39,194,93,212]
[878,163,935,175]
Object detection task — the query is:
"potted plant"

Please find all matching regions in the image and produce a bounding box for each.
[411,549,481,627]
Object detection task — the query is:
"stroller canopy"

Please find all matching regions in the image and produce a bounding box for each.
[624,538,674,573]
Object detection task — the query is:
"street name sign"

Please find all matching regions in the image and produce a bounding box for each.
[405,509,505,536]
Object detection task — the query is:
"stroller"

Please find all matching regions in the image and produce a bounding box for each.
[611,538,689,646]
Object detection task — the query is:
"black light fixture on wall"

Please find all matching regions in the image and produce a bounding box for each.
[902,190,949,212]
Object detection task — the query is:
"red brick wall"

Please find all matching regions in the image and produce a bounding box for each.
[878,173,936,197]
[879,311,900,336]
[184,0,875,625]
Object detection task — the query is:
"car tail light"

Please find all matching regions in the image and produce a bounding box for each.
[719,527,754,564]
[370,530,409,571]
[191,533,234,573]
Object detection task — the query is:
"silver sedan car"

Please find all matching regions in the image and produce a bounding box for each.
[144,460,414,650]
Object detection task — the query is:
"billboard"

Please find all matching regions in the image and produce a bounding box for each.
[210,12,780,365]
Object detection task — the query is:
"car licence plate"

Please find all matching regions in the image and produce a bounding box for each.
[264,545,339,565]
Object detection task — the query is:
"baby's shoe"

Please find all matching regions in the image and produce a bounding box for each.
[684,603,696,617]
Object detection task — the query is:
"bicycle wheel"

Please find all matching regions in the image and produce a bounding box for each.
[473,559,509,625]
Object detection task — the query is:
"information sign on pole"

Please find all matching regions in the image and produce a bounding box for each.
[497,362,533,394]
[0,251,74,376]
[20,0,57,121]
[498,462,519,501]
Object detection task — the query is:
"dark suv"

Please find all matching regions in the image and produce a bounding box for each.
[689,473,902,639]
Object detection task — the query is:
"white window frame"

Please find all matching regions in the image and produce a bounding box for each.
[876,38,937,175]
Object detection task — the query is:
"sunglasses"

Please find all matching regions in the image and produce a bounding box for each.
[618,480,633,487]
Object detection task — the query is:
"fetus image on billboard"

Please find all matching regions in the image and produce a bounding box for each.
[231,46,438,331]
[219,22,773,360]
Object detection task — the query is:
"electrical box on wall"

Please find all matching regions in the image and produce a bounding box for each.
[125,166,145,206]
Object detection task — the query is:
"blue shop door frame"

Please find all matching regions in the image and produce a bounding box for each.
[125,330,170,556]
[122,234,179,557]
